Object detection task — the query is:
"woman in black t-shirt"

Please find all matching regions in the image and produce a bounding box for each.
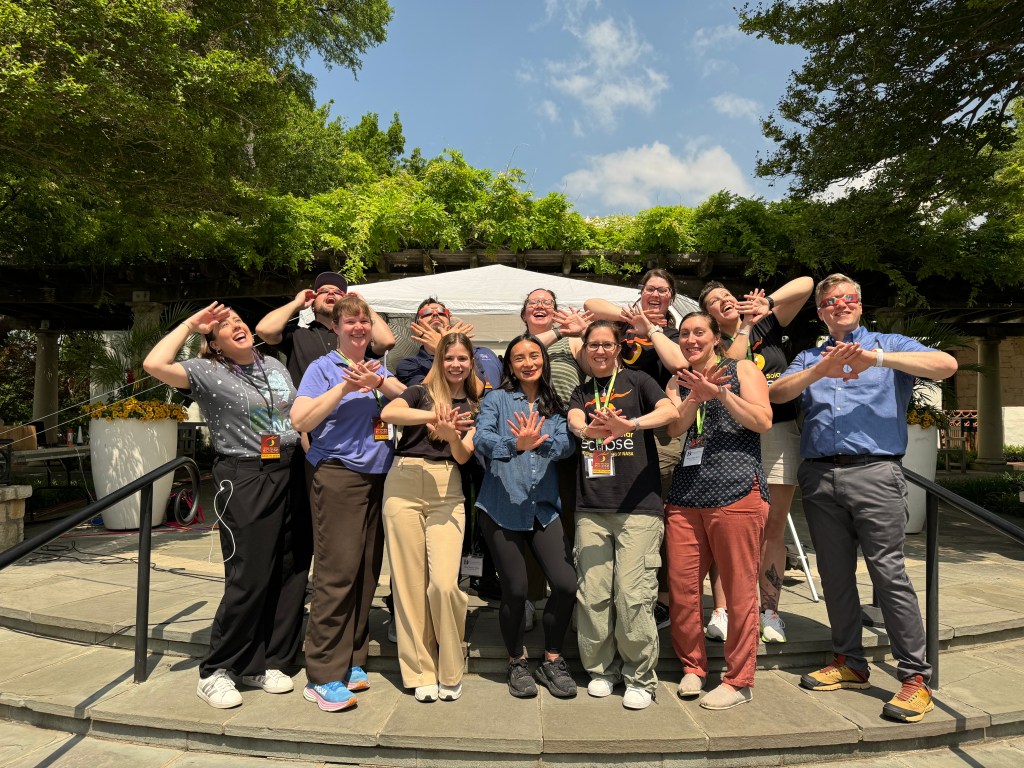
[380,333,478,704]
[566,320,677,711]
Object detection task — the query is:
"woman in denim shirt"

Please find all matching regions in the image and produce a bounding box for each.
[474,333,578,700]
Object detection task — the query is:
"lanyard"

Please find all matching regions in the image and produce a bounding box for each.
[695,403,706,436]
[592,368,619,411]
[332,349,384,411]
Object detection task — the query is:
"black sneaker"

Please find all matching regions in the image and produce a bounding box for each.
[534,656,577,699]
[654,601,671,630]
[507,658,538,698]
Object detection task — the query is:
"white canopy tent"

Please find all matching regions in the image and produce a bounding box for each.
[342,265,699,359]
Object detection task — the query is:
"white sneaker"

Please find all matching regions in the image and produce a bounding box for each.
[197,669,242,709]
[622,686,653,710]
[387,619,398,644]
[760,609,787,643]
[439,682,462,701]
[524,600,536,632]
[241,669,293,694]
[587,677,614,698]
[415,684,438,702]
[705,608,728,641]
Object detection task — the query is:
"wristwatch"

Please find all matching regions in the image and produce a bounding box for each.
[648,325,665,338]
[766,296,776,312]
[631,416,641,431]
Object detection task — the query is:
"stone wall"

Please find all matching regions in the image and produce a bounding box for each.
[952,336,1024,444]
[0,485,32,551]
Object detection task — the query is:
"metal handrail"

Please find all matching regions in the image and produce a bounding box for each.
[903,468,1024,689]
[1,456,200,683]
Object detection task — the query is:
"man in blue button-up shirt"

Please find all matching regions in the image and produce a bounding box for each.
[770,273,957,724]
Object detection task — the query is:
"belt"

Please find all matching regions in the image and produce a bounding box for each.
[807,454,900,467]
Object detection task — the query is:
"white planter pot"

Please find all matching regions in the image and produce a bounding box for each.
[90,418,176,530]
[903,424,939,535]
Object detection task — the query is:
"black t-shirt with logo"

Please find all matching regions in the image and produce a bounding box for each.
[393,385,472,462]
[620,326,680,389]
[568,368,668,516]
[744,314,797,424]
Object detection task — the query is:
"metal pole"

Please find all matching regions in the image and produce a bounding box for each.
[134,484,154,684]
[926,490,940,690]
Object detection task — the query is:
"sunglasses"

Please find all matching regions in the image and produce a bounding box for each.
[818,293,859,309]
[315,287,345,297]
[418,307,451,319]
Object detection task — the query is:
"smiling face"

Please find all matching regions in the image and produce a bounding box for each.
[442,342,472,387]
[640,276,673,317]
[508,339,545,385]
[584,325,620,376]
[702,286,740,325]
[678,314,720,368]
[312,285,345,320]
[334,311,372,356]
[209,311,255,361]
[521,290,556,334]
[816,281,862,338]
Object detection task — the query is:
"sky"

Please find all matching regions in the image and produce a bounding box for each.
[307,0,806,217]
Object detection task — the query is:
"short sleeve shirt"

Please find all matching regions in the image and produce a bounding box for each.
[568,368,668,515]
[179,356,298,457]
[724,314,798,424]
[622,326,680,388]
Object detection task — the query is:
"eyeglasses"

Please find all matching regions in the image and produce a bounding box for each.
[642,286,671,296]
[585,342,619,351]
[417,308,450,319]
[525,299,555,308]
[818,293,859,309]
[315,287,345,297]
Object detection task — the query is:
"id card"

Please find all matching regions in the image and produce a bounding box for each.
[372,417,395,442]
[260,432,281,460]
[460,555,484,578]
[585,450,615,478]
[682,437,704,467]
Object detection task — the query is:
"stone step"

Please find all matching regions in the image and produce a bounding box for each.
[2,628,1024,767]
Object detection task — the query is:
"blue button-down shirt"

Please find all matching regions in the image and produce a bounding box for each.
[473,388,576,531]
[781,326,933,459]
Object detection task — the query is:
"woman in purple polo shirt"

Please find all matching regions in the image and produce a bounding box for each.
[291,295,406,712]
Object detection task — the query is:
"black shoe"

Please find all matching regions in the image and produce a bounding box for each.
[654,601,670,630]
[507,658,538,699]
[534,656,577,699]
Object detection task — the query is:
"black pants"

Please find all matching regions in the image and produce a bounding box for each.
[481,513,576,658]
[200,454,307,678]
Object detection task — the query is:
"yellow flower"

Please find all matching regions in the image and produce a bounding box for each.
[81,397,187,422]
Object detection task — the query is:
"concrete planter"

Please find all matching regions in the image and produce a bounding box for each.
[903,424,939,534]
[90,418,175,530]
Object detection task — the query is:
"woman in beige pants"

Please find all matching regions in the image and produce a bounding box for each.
[380,333,479,703]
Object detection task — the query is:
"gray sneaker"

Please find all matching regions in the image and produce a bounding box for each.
[507,658,538,698]
[534,656,578,698]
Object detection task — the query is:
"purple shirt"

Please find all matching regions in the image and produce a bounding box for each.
[297,351,396,474]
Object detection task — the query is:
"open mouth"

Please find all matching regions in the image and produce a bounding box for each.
[232,330,248,343]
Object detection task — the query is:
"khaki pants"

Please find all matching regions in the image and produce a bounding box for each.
[383,456,468,688]
[574,511,664,692]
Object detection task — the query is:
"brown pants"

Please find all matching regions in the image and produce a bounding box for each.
[305,462,386,685]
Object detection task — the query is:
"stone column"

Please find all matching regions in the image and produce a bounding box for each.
[32,328,59,445]
[976,335,1007,468]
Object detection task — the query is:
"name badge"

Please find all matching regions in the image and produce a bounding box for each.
[460,555,484,577]
[586,450,615,478]
[260,432,281,460]
[372,417,394,442]
[682,437,704,467]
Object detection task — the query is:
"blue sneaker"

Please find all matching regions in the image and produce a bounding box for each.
[303,681,356,712]
[345,665,370,692]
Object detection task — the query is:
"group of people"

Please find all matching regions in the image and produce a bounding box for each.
[142,267,956,724]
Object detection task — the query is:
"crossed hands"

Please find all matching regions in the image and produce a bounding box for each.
[340,359,383,393]
[411,319,475,355]
[587,407,632,445]
[733,288,771,326]
[619,304,666,336]
[814,341,873,381]
[552,308,593,337]
[185,302,233,335]
[428,403,475,442]
[676,359,732,404]
[506,409,550,451]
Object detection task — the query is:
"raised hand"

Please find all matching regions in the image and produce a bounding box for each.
[429,403,464,442]
[507,409,550,451]
[736,288,770,325]
[677,358,733,403]
[553,308,593,337]
[185,302,232,335]
[619,304,653,336]
[296,289,316,309]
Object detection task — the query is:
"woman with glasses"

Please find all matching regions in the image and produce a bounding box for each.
[567,320,678,710]
[697,276,813,645]
[143,303,304,709]
[474,333,578,699]
[291,295,407,712]
[379,333,479,703]
[664,311,772,710]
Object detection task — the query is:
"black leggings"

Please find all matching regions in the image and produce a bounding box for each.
[480,513,577,658]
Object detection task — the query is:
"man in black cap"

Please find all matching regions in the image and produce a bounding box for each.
[256,272,395,384]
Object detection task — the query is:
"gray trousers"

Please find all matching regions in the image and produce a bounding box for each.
[798,459,930,683]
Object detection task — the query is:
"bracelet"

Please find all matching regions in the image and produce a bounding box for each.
[648,325,665,337]
[874,348,885,368]
[580,424,588,439]
[766,296,776,312]
[631,416,641,431]
[552,327,563,341]
[375,374,386,389]
[736,329,750,337]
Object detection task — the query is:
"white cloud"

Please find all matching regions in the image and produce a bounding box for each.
[539,100,559,122]
[543,17,669,128]
[711,93,761,122]
[562,141,754,213]
[544,0,601,26]
[691,24,744,78]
